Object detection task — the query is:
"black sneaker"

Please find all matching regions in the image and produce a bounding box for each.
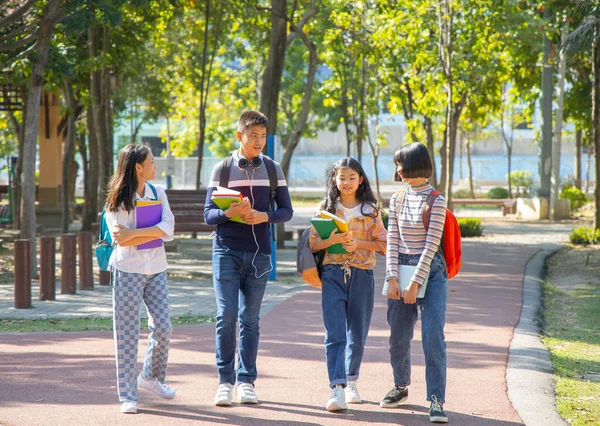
[379,385,408,408]
[429,396,448,423]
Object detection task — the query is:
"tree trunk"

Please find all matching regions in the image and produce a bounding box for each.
[444,96,467,208]
[78,130,93,231]
[279,32,317,179]
[7,109,23,229]
[539,6,554,198]
[550,21,568,220]
[195,0,224,189]
[259,0,287,138]
[574,127,582,190]
[466,133,474,198]
[21,0,60,276]
[61,82,77,233]
[87,106,100,218]
[592,29,600,229]
[585,144,592,194]
[423,115,437,188]
[89,23,109,208]
[507,145,513,198]
[103,27,114,176]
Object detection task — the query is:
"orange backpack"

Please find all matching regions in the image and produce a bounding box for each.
[396,189,462,279]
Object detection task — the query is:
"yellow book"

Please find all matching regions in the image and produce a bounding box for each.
[137,200,162,207]
[318,210,349,233]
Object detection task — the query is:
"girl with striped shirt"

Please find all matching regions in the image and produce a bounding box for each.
[381,142,450,424]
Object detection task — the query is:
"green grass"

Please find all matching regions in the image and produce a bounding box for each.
[541,281,600,426]
[290,196,323,207]
[0,314,214,333]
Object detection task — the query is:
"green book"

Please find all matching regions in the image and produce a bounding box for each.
[310,217,348,254]
[211,190,246,224]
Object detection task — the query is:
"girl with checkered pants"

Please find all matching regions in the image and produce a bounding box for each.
[104,143,176,414]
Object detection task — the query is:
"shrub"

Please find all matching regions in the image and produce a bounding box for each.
[453,189,472,199]
[569,227,600,245]
[487,187,509,199]
[559,186,588,211]
[458,218,483,237]
[509,170,534,196]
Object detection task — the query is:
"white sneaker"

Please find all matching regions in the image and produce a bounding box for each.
[345,381,361,404]
[120,401,138,414]
[326,385,347,412]
[237,382,259,404]
[137,374,176,399]
[214,383,234,406]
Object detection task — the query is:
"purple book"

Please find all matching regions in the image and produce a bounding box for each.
[136,202,164,250]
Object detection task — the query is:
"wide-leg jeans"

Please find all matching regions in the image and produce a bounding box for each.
[387,252,448,403]
[321,264,375,388]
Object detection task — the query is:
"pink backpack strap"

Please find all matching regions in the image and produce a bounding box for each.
[394,189,407,215]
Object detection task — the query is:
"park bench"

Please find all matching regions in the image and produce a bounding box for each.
[452,198,517,216]
[165,189,215,233]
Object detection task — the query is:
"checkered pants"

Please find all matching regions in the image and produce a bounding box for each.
[112,270,172,402]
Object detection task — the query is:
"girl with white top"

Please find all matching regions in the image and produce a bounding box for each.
[104,143,176,414]
[309,157,387,412]
[381,142,449,423]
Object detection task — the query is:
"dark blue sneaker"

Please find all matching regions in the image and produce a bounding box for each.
[429,395,448,423]
[380,385,408,408]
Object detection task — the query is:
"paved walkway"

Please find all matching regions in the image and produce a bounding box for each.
[0,216,587,425]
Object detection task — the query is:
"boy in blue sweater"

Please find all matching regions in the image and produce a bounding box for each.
[204,111,293,406]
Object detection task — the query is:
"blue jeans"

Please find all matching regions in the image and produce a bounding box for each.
[321,264,375,388]
[212,248,271,385]
[387,252,448,403]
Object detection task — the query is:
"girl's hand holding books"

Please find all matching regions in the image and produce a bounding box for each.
[328,229,353,246]
[402,282,420,304]
[112,225,134,245]
[386,278,401,300]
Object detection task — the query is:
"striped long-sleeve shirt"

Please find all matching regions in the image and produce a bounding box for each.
[385,183,447,286]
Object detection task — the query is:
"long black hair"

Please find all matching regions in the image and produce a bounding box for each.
[323,157,378,218]
[105,143,152,213]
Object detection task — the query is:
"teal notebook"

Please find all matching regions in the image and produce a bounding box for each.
[310,217,348,254]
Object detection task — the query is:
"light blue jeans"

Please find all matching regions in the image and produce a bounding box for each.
[321,264,375,388]
[212,248,271,385]
[387,252,448,403]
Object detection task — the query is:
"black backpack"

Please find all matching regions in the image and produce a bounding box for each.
[219,154,278,240]
[296,227,325,288]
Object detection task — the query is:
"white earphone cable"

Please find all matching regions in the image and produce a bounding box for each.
[246,167,273,279]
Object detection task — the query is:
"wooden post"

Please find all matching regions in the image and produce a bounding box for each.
[99,270,111,286]
[14,239,31,309]
[39,236,56,300]
[60,233,76,294]
[77,231,93,290]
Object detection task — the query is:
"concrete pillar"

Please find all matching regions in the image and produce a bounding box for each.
[37,92,64,229]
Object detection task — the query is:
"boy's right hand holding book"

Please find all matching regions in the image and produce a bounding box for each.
[225,197,251,219]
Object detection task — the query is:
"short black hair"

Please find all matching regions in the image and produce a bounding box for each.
[393,142,433,181]
[237,110,268,133]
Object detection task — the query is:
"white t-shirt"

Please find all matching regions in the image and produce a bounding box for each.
[105,183,175,275]
[338,202,363,222]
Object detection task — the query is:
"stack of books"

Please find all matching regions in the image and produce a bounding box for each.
[136,200,163,250]
[310,210,349,254]
[211,187,245,224]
